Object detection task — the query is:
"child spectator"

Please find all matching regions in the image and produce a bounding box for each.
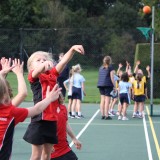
[115,63,123,116]
[118,72,132,120]
[70,64,86,119]
[109,70,119,116]
[133,60,150,116]
[132,73,147,118]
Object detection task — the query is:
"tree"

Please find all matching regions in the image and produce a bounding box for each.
[103,32,135,65]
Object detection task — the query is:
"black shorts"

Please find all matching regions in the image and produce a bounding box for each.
[51,150,78,160]
[99,86,113,97]
[72,86,82,100]
[134,95,146,102]
[23,120,58,145]
[119,93,130,105]
[68,96,72,99]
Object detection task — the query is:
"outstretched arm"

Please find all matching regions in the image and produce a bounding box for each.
[27,84,61,117]
[134,60,140,74]
[117,63,123,76]
[126,61,130,73]
[67,122,82,150]
[11,59,28,106]
[56,45,84,74]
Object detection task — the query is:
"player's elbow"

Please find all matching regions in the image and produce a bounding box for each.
[19,92,28,100]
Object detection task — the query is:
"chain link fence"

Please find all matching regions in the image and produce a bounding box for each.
[0,28,159,98]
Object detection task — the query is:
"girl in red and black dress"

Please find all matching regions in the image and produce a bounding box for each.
[23,45,84,160]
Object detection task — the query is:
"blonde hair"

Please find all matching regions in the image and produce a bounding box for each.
[103,56,112,66]
[72,64,82,73]
[0,75,11,105]
[27,51,53,71]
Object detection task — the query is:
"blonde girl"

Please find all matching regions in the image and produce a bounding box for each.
[23,45,84,160]
[70,64,86,118]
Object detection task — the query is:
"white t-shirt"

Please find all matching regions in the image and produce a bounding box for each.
[119,81,132,94]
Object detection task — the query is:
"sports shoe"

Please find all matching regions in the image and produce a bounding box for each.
[132,113,138,118]
[81,115,85,118]
[105,116,112,120]
[137,115,143,119]
[122,117,129,121]
[118,115,122,120]
[70,115,75,119]
[75,115,85,119]
[101,116,105,120]
[75,115,82,119]
[108,111,115,117]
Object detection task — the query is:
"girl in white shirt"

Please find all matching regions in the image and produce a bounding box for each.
[70,64,86,118]
[118,72,132,120]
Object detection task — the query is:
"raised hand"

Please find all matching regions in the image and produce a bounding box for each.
[12,59,24,75]
[146,65,150,71]
[46,84,62,102]
[71,45,85,55]
[118,63,123,68]
[126,61,130,66]
[0,57,15,77]
[136,60,140,66]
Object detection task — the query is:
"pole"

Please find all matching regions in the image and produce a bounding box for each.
[150,6,155,116]
[19,28,24,62]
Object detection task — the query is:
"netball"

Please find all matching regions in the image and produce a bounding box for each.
[143,5,151,14]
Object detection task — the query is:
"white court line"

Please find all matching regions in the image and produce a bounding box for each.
[69,109,100,147]
[143,113,153,160]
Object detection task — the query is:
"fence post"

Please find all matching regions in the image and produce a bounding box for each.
[19,28,24,61]
[150,6,155,116]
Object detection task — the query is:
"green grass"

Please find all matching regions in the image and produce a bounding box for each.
[7,72,33,101]
[6,70,160,104]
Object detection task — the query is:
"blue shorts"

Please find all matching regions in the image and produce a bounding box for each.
[99,86,113,97]
[119,93,130,105]
[72,86,82,100]
[134,95,146,102]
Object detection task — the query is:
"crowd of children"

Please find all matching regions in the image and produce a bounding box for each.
[97,57,150,121]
